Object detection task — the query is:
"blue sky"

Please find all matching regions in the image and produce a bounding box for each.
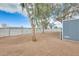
[0,10,31,28]
[0,3,62,28]
[0,4,31,28]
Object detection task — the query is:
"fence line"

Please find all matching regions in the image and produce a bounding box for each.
[0,27,61,37]
[0,28,36,37]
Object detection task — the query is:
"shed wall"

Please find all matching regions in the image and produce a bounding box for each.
[63,19,79,41]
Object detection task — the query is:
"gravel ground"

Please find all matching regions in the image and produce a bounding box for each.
[0,32,79,56]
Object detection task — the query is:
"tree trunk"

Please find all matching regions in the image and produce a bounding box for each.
[42,25,44,33]
[31,20,37,41]
[41,19,45,33]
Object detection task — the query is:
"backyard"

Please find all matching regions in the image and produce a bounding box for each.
[0,32,79,56]
[0,3,79,56]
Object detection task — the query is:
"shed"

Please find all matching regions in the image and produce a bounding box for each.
[63,19,79,41]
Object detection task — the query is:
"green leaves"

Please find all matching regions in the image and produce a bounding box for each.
[34,4,53,18]
[34,4,53,29]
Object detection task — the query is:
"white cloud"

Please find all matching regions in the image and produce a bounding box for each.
[72,15,79,19]
[0,3,27,16]
[0,4,17,13]
[54,21,62,28]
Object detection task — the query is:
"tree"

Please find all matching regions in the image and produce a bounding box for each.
[20,3,37,41]
[34,3,53,33]
[52,3,79,22]
[20,3,53,41]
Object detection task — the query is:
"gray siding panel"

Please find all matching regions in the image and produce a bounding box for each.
[63,19,79,41]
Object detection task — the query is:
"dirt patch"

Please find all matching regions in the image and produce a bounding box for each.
[0,32,79,56]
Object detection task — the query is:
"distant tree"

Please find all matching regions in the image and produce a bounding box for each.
[34,3,53,33]
[1,24,7,28]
